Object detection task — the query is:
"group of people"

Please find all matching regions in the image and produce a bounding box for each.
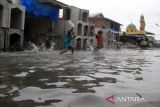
[60,26,104,55]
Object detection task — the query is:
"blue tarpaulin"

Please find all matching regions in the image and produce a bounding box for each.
[20,0,59,22]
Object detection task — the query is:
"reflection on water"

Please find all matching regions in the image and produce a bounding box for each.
[0,49,160,107]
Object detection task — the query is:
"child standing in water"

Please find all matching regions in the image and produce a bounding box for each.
[95,30,104,51]
[60,27,76,55]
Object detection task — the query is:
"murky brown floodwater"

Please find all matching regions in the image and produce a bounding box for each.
[0,49,160,107]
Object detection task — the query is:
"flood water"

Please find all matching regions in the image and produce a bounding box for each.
[0,49,160,107]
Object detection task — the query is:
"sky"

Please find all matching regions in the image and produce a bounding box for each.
[58,0,160,40]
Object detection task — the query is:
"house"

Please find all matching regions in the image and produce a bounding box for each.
[89,13,122,48]
[0,0,25,51]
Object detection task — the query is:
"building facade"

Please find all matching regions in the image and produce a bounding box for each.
[89,13,121,48]
[54,6,95,50]
[0,0,25,51]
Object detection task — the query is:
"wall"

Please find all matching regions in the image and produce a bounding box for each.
[0,29,5,51]
[0,0,10,28]
[104,21,111,29]
[0,5,3,27]
[0,0,25,51]
[69,6,80,23]
[12,0,20,4]
[54,19,73,36]
[24,17,52,43]
[90,18,105,28]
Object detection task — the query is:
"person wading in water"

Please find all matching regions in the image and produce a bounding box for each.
[94,30,104,52]
[60,27,76,55]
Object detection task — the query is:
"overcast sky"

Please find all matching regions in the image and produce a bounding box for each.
[59,0,160,40]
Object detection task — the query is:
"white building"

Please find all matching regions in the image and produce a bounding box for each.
[54,6,95,50]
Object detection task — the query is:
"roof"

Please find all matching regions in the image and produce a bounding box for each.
[126,23,137,30]
[38,0,68,8]
[126,32,145,35]
[126,31,155,35]
[90,13,104,18]
[104,17,122,25]
[89,13,122,25]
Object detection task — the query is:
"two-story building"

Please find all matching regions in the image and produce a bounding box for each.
[89,13,122,48]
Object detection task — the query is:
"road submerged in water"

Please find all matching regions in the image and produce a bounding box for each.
[0,49,160,107]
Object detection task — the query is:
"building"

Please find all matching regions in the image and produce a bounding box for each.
[20,0,67,49]
[54,6,95,50]
[89,13,122,48]
[0,0,25,51]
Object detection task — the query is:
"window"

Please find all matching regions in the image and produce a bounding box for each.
[82,12,88,22]
[77,23,82,35]
[63,8,71,20]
